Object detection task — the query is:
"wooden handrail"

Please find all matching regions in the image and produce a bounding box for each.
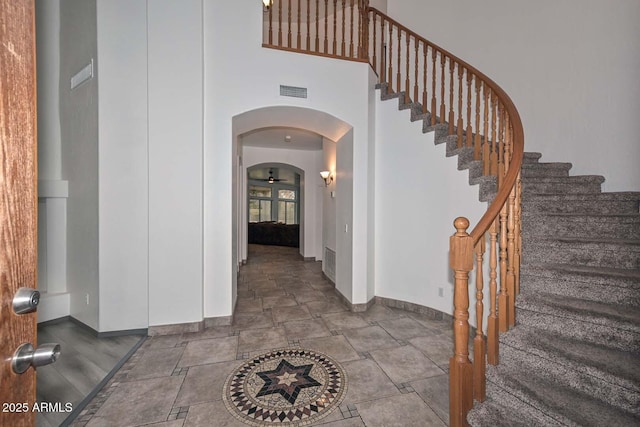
[262,4,524,426]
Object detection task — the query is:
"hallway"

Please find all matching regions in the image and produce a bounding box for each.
[70,245,451,426]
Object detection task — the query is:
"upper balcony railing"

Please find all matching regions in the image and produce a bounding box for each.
[262,2,524,426]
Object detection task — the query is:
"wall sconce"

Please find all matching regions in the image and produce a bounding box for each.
[262,0,272,9]
[320,171,333,187]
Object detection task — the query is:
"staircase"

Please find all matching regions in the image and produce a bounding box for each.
[466,153,640,426]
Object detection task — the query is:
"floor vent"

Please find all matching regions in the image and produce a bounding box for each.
[280,85,307,98]
[324,247,336,282]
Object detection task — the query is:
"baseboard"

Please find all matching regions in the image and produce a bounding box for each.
[97,328,148,339]
[204,314,233,328]
[148,314,235,336]
[148,321,203,336]
[331,287,375,313]
[321,272,335,285]
[375,296,452,322]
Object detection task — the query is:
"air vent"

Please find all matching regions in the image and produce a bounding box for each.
[324,247,336,283]
[280,85,307,98]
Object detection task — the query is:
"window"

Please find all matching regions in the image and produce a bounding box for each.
[249,186,273,222]
[248,184,298,224]
[277,189,297,224]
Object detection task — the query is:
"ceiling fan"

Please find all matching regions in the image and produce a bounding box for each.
[257,170,288,184]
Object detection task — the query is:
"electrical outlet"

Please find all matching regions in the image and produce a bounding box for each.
[86,293,90,305]
[438,287,444,297]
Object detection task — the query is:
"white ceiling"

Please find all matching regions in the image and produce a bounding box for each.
[241,127,323,151]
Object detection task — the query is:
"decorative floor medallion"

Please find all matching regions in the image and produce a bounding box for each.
[223,348,347,426]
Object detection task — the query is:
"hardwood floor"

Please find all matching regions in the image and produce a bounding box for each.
[36,319,145,426]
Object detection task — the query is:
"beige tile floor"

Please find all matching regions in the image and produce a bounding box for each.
[71,245,452,426]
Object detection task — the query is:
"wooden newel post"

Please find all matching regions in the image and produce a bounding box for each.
[449,217,474,427]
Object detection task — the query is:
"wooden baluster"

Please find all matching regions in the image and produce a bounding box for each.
[482,84,490,175]
[456,65,463,146]
[505,114,516,328]
[449,217,474,427]
[341,0,346,56]
[361,0,369,61]
[422,42,428,114]
[487,218,499,365]
[379,18,385,83]
[499,200,509,333]
[490,92,498,177]
[388,24,393,92]
[332,0,337,54]
[497,103,505,189]
[405,33,411,103]
[396,28,401,95]
[306,0,310,50]
[466,72,473,148]
[474,236,486,402]
[357,0,362,58]
[315,0,320,51]
[440,53,446,126]
[431,48,437,125]
[372,13,377,73]
[288,0,293,47]
[349,0,354,57]
[297,0,301,48]
[413,36,419,107]
[324,0,328,53]
[515,171,522,296]
[448,59,455,135]
[278,0,283,46]
[268,1,273,45]
[474,77,481,160]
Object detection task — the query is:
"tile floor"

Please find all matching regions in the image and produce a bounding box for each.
[70,245,452,426]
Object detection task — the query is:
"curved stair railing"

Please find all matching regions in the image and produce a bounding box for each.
[262,2,524,425]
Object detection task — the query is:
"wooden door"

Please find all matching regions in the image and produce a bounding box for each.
[0,0,38,426]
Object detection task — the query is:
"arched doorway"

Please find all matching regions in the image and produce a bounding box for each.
[231,106,354,311]
[246,163,303,250]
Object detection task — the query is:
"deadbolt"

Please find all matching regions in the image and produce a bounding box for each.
[13,287,40,314]
[12,343,61,374]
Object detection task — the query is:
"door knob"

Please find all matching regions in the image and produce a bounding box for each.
[13,287,40,314]
[12,343,61,374]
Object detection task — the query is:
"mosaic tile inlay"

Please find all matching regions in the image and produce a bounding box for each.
[223,348,347,426]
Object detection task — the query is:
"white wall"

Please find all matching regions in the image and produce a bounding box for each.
[59,0,99,329]
[205,1,374,318]
[387,0,640,192]
[147,0,204,327]
[96,0,149,332]
[241,146,323,260]
[335,129,354,301]
[374,93,487,316]
[322,137,337,261]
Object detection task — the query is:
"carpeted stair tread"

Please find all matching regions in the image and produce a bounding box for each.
[515,292,640,333]
[521,262,640,286]
[516,305,639,352]
[519,263,640,306]
[483,348,640,426]
[524,237,640,269]
[521,162,572,176]
[522,175,605,184]
[522,212,640,239]
[522,180,604,195]
[523,192,640,214]
[467,382,565,427]
[498,325,640,395]
[522,152,542,163]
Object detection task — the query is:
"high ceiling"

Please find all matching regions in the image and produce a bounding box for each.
[241,127,323,151]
